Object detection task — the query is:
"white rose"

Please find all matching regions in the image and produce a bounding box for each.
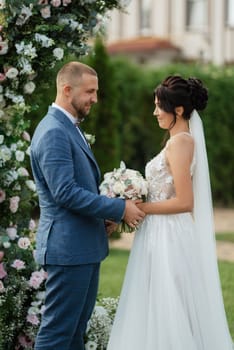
[11,143,17,151]
[113,181,125,195]
[17,167,29,177]
[6,67,19,79]
[28,306,40,315]
[18,237,30,249]
[53,47,64,60]
[36,291,46,300]
[0,0,6,10]
[3,241,11,249]
[15,150,25,162]
[24,81,35,94]
[131,179,142,193]
[0,41,8,55]
[6,227,18,240]
[26,179,36,192]
[0,145,12,162]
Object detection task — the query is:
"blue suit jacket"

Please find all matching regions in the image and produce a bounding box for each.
[30,106,125,265]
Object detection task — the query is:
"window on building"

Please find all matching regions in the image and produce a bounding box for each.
[139,0,152,35]
[186,0,208,31]
[226,0,234,26]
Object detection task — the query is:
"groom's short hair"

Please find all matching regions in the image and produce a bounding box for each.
[56,61,97,89]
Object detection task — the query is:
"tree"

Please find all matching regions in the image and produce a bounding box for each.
[85,37,122,174]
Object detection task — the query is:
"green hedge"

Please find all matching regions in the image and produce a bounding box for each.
[28,48,234,206]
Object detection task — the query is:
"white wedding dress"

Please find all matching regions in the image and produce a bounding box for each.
[107,131,233,350]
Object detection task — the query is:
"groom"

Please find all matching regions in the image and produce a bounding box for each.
[30,61,145,350]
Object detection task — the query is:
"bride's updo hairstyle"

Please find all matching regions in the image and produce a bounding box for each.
[154,75,208,128]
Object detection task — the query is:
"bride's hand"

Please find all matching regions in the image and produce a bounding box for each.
[136,202,146,212]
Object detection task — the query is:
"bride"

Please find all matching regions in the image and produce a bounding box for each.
[107,75,233,349]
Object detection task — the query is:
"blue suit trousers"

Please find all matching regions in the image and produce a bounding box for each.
[34,263,100,350]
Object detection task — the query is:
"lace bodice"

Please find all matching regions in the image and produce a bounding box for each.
[145,134,195,202]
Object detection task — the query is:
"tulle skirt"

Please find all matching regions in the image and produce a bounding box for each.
[107,213,233,350]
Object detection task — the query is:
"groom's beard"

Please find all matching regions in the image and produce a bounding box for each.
[71,100,92,123]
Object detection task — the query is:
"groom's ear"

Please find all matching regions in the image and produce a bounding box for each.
[175,106,184,118]
[63,84,72,97]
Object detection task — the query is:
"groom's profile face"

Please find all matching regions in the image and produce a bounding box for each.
[70,73,98,120]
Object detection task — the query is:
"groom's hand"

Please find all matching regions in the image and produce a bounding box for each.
[105,220,118,236]
[123,200,145,229]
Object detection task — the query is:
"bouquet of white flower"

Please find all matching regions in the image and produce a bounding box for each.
[99,161,148,233]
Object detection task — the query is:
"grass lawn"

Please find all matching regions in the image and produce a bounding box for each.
[99,248,234,340]
[218,260,234,339]
[216,232,234,243]
[98,249,129,298]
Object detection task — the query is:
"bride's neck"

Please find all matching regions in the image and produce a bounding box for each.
[169,120,189,137]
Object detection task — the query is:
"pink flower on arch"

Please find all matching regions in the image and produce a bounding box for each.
[63,0,72,5]
[27,313,40,325]
[29,219,36,231]
[0,262,7,279]
[29,270,45,289]
[17,334,33,347]
[51,0,61,7]
[40,5,51,18]
[11,259,25,270]
[22,130,31,142]
[9,196,20,213]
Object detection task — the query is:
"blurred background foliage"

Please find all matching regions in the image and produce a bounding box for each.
[27,38,234,206]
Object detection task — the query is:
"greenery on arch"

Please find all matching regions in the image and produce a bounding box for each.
[0,1,130,348]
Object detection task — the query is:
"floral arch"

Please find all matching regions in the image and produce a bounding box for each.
[0,1,130,348]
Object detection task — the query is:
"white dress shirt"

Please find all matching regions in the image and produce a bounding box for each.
[52,103,88,146]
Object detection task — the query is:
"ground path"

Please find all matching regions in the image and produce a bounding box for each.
[110,208,234,262]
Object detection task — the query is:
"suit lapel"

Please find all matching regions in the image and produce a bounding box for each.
[48,107,101,183]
